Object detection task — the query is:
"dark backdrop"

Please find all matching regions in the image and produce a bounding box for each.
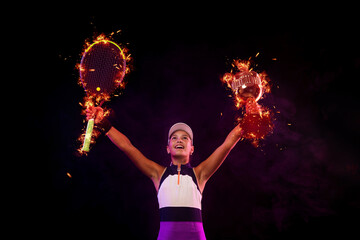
[29,6,359,240]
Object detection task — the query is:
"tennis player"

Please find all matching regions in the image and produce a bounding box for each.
[87,106,243,240]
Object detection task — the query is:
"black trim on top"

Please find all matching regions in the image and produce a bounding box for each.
[160,207,202,222]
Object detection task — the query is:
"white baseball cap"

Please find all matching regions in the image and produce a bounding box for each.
[168,122,193,144]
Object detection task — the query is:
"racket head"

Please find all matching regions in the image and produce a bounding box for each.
[79,40,126,97]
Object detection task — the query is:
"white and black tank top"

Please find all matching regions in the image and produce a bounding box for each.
[157,163,202,222]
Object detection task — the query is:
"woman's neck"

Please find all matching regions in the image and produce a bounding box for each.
[171,156,190,166]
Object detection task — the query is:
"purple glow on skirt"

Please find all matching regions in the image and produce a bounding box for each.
[157,221,206,240]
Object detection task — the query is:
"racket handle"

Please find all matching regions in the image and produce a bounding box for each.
[82,118,95,152]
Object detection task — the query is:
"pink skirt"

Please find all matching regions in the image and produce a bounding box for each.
[157,221,206,240]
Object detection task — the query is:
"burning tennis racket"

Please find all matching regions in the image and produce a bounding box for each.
[79,35,127,152]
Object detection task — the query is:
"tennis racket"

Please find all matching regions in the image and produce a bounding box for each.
[79,38,126,152]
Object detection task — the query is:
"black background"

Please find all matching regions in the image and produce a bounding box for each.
[27,5,359,239]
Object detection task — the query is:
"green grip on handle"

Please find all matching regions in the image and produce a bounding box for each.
[82,118,94,152]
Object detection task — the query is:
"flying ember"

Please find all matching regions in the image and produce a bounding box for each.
[221,59,274,147]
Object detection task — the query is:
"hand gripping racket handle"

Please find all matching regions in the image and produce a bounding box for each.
[81,101,105,152]
[82,118,95,152]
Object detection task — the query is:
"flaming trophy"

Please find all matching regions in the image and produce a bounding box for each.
[222,60,273,147]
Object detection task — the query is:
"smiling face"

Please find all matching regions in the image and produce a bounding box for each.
[167,130,194,162]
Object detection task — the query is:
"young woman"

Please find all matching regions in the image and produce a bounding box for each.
[86,106,243,240]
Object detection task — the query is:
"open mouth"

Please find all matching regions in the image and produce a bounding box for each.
[175,145,184,149]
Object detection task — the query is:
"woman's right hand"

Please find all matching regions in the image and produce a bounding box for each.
[86,106,104,124]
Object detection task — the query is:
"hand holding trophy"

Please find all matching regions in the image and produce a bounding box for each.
[222,60,273,147]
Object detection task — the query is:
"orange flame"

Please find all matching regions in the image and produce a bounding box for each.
[234,59,251,72]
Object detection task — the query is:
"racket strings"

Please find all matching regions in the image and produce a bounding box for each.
[80,42,126,95]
